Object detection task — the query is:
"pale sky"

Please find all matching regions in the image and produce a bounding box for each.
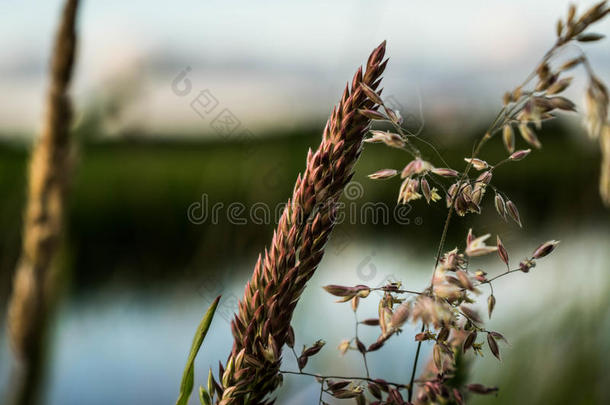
[0,0,609,137]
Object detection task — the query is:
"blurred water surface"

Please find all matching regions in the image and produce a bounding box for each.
[1,225,607,404]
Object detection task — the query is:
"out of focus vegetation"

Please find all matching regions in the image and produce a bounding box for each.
[0,121,607,299]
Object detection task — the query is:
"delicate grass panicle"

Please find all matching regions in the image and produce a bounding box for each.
[207,42,388,405]
[177,3,610,404]
[277,3,608,405]
[6,1,79,404]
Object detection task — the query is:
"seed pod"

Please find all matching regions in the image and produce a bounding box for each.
[487,333,501,360]
[365,130,405,148]
[389,388,404,402]
[351,296,359,312]
[432,167,459,177]
[437,327,450,342]
[567,3,576,24]
[327,380,351,391]
[464,158,489,170]
[502,91,512,105]
[433,343,443,371]
[549,96,576,111]
[453,388,465,405]
[361,318,380,326]
[358,108,386,120]
[367,340,384,352]
[456,270,473,291]
[560,57,583,71]
[494,193,507,220]
[509,149,531,161]
[490,331,508,344]
[331,387,363,399]
[512,86,523,101]
[302,339,326,357]
[532,240,560,258]
[360,83,384,105]
[446,182,458,207]
[323,284,357,297]
[502,124,515,153]
[536,63,550,81]
[368,168,398,179]
[368,383,382,399]
[547,77,572,95]
[556,18,564,37]
[466,228,474,245]
[460,305,482,324]
[390,301,411,328]
[384,106,402,124]
[496,236,509,266]
[467,384,499,395]
[373,379,390,392]
[506,200,522,227]
[421,178,432,203]
[577,33,606,42]
[519,123,542,149]
[477,170,492,185]
[355,338,367,354]
[286,326,295,348]
[488,295,496,319]
[297,355,308,370]
[463,330,477,352]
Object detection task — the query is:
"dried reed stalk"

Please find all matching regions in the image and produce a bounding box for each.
[6,1,79,404]
[214,42,387,404]
[601,126,610,206]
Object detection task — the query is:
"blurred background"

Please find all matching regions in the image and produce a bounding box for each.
[0,0,609,404]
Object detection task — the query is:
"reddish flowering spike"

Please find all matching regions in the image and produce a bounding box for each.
[219,42,389,403]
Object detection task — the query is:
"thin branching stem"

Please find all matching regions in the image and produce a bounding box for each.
[279,370,409,389]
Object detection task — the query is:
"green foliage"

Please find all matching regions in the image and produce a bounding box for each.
[175,295,220,405]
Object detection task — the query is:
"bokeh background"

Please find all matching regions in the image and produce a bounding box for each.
[0,1,609,404]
